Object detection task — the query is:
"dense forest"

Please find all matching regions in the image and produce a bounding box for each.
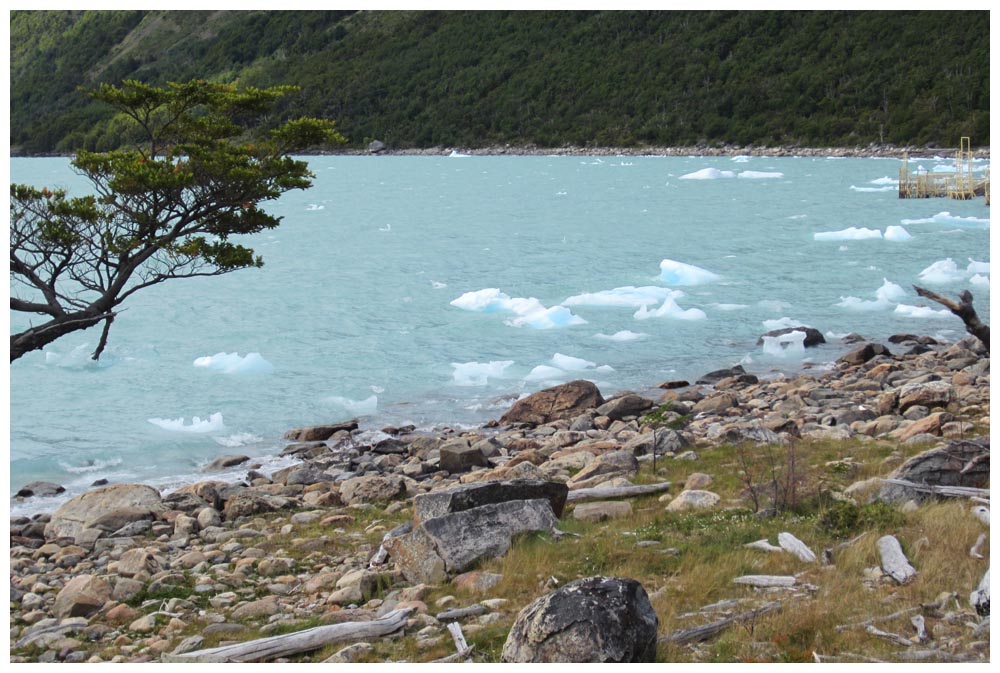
[9,10,990,154]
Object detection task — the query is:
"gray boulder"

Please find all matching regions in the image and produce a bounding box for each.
[566,451,638,489]
[16,481,65,498]
[500,380,605,426]
[385,499,558,584]
[44,484,164,542]
[438,439,489,473]
[501,576,658,662]
[757,326,826,348]
[596,394,654,421]
[413,479,568,524]
[283,420,357,442]
[838,342,892,366]
[877,437,989,503]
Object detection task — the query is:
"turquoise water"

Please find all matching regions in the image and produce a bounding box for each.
[8,154,991,515]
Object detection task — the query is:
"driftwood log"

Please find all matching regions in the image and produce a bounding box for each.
[565,481,672,502]
[732,575,797,588]
[912,286,989,352]
[436,604,489,621]
[777,532,817,563]
[659,601,782,645]
[160,608,413,662]
[877,535,917,584]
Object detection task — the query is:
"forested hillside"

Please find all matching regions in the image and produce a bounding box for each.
[9,10,990,154]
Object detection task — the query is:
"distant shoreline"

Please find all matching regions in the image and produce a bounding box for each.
[13,145,992,160]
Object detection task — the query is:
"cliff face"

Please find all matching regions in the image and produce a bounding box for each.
[10,10,991,154]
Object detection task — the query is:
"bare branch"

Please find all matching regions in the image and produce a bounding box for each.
[913,285,990,352]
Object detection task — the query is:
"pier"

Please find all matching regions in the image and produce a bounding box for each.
[898,137,989,201]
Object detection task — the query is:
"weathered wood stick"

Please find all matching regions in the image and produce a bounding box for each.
[565,481,672,502]
[910,615,927,642]
[879,478,990,500]
[744,539,783,552]
[865,623,913,647]
[835,606,921,632]
[732,575,796,588]
[447,621,469,653]
[778,532,817,562]
[877,535,917,584]
[912,286,989,352]
[436,604,488,621]
[970,533,987,559]
[659,601,782,645]
[160,608,413,663]
[823,532,868,565]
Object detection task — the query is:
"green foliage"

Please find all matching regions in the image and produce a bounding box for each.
[816,500,905,538]
[10,10,990,154]
[10,79,344,360]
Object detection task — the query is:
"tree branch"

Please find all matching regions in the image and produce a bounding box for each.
[912,286,989,352]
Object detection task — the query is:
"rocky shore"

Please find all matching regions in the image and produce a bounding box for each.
[9,331,990,662]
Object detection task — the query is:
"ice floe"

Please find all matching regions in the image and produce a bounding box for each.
[564,286,676,307]
[450,288,585,329]
[894,304,952,319]
[524,353,614,384]
[193,352,274,374]
[837,278,907,311]
[679,167,735,180]
[813,227,882,241]
[659,259,721,285]
[737,170,783,179]
[762,317,808,330]
[594,330,647,341]
[634,292,706,321]
[148,413,225,433]
[324,395,379,415]
[762,330,807,359]
[919,258,968,284]
[883,225,912,241]
[507,305,587,329]
[451,360,513,386]
[900,212,990,228]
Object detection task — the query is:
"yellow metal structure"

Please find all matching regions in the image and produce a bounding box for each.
[898,137,989,201]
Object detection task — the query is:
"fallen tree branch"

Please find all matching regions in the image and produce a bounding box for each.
[864,623,914,647]
[160,608,413,663]
[436,604,488,621]
[659,601,782,645]
[913,286,989,352]
[879,479,990,500]
[566,481,672,502]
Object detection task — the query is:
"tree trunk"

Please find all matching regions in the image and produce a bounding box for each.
[913,286,990,352]
[10,310,113,362]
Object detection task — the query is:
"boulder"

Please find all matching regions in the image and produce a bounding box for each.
[572,501,633,522]
[16,481,65,498]
[385,499,558,584]
[202,454,250,472]
[877,437,990,503]
[414,479,569,524]
[889,412,950,442]
[622,428,687,456]
[566,451,638,490]
[439,439,489,474]
[500,380,604,426]
[283,420,358,442]
[838,342,892,366]
[368,139,386,154]
[696,364,747,385]
[757,326,826,348]
[221,491,286,520]
[340,474,407,505]
[53,575,112,619]
[692,393,738,416]
[501,576,658,662]
[897,380,953,413]
[44,484,164,542]
[596,394,654,421]
[666,489,721,512]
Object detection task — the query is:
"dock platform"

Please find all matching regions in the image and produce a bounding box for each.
[898,137,989,201]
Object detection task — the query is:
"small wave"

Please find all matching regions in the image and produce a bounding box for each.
[59,457,124,474]
[900,212,989,228]
[214,433,263,448]
[148,413,226,433]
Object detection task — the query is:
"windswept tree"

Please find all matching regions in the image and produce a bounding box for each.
[10,79,344,362]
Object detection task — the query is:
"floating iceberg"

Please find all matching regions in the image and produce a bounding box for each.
[595,330,646,342]
[451,288,584,329]
[900,212,990,228]
[967,258,990,275]
[325,395,378,415]
[762,317,807,331]
[148,413,225,433]
[507,306,587,329]
[193,352,274,374]
[659,259,721,285]
[837,278,907,311]
[679,167,735,180]
[970,274,990,288]
[564,286,676,307]
[451,360,513,386]
[525,365,570,382]
[762,330,806,359]
[737,170,783,179]
[634,294,706,321]
[918,258,966,284]
[551,353,596,370]
[894,304,952,319]
[883,225,912,242]
[525,352,612,383]
[813,227,882,241]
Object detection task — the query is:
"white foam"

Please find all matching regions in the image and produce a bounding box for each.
[451,360,513,386]
[552,353,596,370]
[563,286,675,307]
[900,212,990,228]
[431,281,448,289]
[60,457,124,474]
[813,227,882,241]
[731,155,751,163]
[324,394,378,415]
[762,330,806,359]
[214,433,264,448]
[659,259,721,285]
[594,330,646,342]
[148,413,226,433]
[305,204,325,211]
[850,185,897,192]
[737,170,783,179]
[894,304,952,319]
[870,176,899,185]
[679,167,735,180]
[193,352,274,374]
[883,225,912,241]
[634,294,706,321]
[918,258,966,284]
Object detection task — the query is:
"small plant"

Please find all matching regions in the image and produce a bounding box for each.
[817,500,905,538]
[734,442,805,514]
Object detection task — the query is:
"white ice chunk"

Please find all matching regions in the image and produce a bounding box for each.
[450,288,544,314]
[525,365,570,382]
[659,259,721,285]
[564,285,676,307]
[762,317,806,330]
[552,353,597,370]
[214,433,263,448]
[870,176,899,185]
[324,395,379,415]
[710,303,749,311]
[900,211,990,228]
[595,330,646,342]
[894,304,952,319]
[813,227,883,241]
[451,360,514,386]
[507,306,587,329]
[762,330,806,359]
[737,170,783,179]
[838,278,907,311]
[634,294,706,321]
[919,258,965,284]
[148,413,225,433]
[679,167,736,180]
[969,274,990,288]
[967,258,990,275]
[883,225,912,241]
[193,352,274,374]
